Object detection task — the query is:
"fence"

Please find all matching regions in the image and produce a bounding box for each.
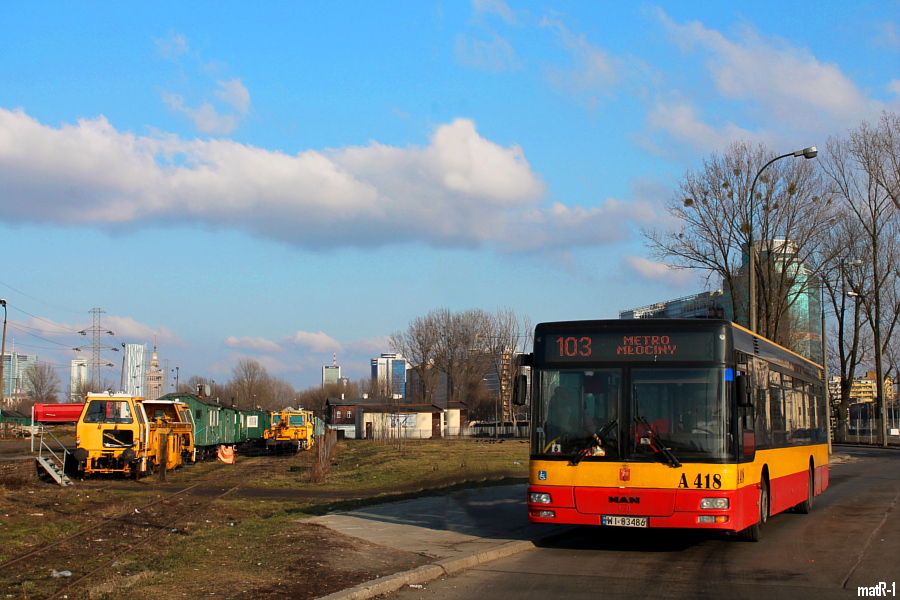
[834,403,900,446]
[311,429,338,484]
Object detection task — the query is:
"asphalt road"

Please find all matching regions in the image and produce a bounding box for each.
[380,446,899,600]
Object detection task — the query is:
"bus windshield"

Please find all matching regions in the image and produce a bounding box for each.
[631,367,732,461]
[535,369,622,459]
[533,366,733,462]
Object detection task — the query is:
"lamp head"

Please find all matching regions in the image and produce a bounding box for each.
[794,146,818,159]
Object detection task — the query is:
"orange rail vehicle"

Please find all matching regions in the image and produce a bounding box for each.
[264,409,315,453]
[71,392,194,477]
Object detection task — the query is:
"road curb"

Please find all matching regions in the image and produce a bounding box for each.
[316,533,569,600]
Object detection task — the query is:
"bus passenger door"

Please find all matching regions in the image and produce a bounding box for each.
[735,371,756,462]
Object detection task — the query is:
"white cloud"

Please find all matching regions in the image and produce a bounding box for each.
[162,91,240,135]
[507,198,655,252]
[214,78,251,115]
[213,331,391,384]
[224,336,283,353]
[342,336,392,356]
[102,316,180,346]
[216,352,296,376]
[472,0,518,24]
[888,80,900,97]
[284,331,342,354]
[455,33,518,72]
[0,109,650,251]
[643,101,767,155]
[21,314,180,349]
[153,32,190,59]
[655,10,890,131]
[156,33,251,134]
[875,22,900,50]
[624,256,698,288]
[540,16,621,98]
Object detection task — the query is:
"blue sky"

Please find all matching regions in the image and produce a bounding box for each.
[1,1,897,392]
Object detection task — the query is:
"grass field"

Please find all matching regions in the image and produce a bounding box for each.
[0,437,530,599]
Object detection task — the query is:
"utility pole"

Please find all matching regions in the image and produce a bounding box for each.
[79,308,117,391]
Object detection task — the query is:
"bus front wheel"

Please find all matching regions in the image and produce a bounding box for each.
[794,466,814,514]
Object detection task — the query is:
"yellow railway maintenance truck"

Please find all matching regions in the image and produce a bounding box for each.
[264,409,315,453]
[71,392,195,478]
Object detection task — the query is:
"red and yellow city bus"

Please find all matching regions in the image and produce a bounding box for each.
[522,319,828,541]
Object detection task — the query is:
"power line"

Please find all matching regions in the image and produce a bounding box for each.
[0,279,86,315]
[6,323,81,348]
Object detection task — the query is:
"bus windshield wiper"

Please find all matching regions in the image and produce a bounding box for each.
[634,414,682,468]
[569,419,617,466]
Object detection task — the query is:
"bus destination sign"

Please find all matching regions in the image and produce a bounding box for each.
[540,330,717,363]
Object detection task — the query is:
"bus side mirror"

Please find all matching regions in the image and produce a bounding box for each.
[736,374,753,408]
[513,374,528,406]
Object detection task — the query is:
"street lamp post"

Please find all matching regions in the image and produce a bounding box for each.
[747,147,818,333]
[0,299,6,406]
[834,259,863,443]
[848,284,888,448]
[119,342,127,393]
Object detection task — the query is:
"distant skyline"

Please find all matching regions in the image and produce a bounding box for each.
[0,1,897,391]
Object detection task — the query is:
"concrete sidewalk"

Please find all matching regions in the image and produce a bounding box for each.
[303,483,569,600]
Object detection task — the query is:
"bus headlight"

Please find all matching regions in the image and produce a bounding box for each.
[530,492,552,504]
[700,498,729,510]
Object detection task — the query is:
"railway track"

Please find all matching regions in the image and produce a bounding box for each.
[0,462,262,600]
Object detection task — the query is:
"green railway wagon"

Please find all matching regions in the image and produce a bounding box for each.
[160,392,255,459]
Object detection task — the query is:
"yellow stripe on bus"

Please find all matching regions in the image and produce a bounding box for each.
[531,445,828,491]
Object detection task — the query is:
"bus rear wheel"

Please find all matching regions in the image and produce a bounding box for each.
[738,478,769,542]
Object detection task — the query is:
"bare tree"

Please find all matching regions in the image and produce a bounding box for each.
[228,358,270,409]
[390,311,443,404]
[822,116,900,445]
[482,308,532,425]
[392,306,532,431]
[642,141,835,350]
[266,376,299,412]
[24,362,61,403]
[71,378,95,402]
[298,381,359,416]
[184,375,216,396]
[862,112,900,211]
[435,308,492,407]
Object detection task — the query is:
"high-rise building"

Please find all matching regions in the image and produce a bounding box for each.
[323,365,341,386]
[323,353,341,386]
[371,353,407,398]
[620,291,725,320]
[145,343,164,401]
[122,344,147,396]
[70,357,88,401]
[829,372,896,403]
[620,239,823,366]
[1,352,37,400]
[725,239,823,365]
